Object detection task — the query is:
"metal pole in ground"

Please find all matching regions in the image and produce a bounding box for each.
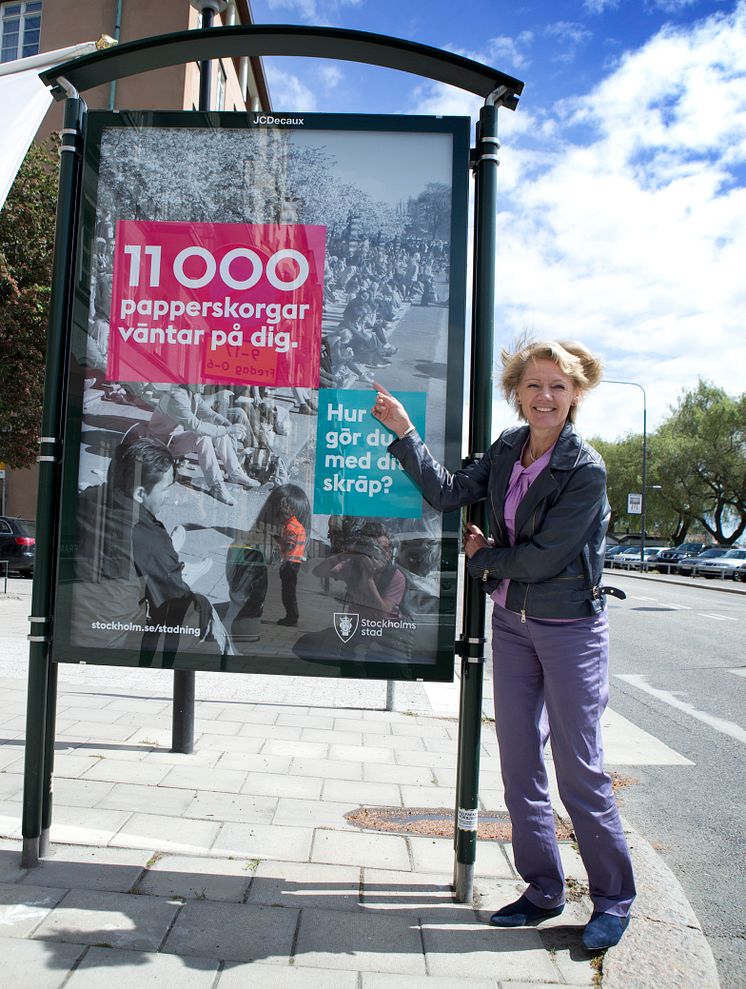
[22,93,86,867]
[452,94,501,903]
[172,0,227,755]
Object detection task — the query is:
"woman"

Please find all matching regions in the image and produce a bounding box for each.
[371,339,635,952]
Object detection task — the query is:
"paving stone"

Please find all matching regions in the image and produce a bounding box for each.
[0,804,21,837]
[184,791,277,824]
[311,829,410,871]
[67,745,149,763]
[135,853,255,902]
[301,728,364,746]
[247,860,361,912]
[162,899,298,963]
[0,771,22,800]
[321,779,402,807]
[362,733,426,752]
[293,906,425,975]
[46,749,101,779]
[364,764,434,786]
[50,806,133,847]
[199,732,282,752]
[19,844,150,893]
[81,760,171,786]
[361,974,495,989]
[219,964,358,988]
[291,758,363,781]
[48,777,116,808]
[96,782,197,816]
[32,888,180,951]
[159,765,247,793]
[0,844,28,882]
[65,946,219,987]
[273,797,355,830]
[276,713,336,730]
[220,752,292,774]
[241,771,322,799]
[263,740,329,759]
[0,881,67,935]
[111,813,220,855]
[0,934,85,989]
[0,747,24,771]
[422,921,557,980]
[408,836,514,879]
[390,722,449,739]
[328,744,394,764]
[212,822,312,862]
[478,789,508,811]
[395,750,456,769]
[361,868,477,921]
[101,698,172,715]
[399,785,456,808]
[140,748,223,768]
[60,721,139,742]
[238,723,302,742]
[192,718,243,737]
[332,718,390,735]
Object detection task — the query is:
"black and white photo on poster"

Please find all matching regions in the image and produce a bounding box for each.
[55,114,468,679]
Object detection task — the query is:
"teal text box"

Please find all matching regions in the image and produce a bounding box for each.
[313,389,427,518]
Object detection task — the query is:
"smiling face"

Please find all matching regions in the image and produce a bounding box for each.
[515,358,580,434]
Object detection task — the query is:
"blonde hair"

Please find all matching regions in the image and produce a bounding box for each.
[501,337,603,424]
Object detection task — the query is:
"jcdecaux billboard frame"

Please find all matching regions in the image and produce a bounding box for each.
[53,109,470,682]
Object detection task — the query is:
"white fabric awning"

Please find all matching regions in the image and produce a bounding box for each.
[0,42,98,211]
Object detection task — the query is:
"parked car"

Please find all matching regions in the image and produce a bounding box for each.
[676,547,728,577]
[612,547,669,571]
[693,548,746,580]
[604,545,630,565]
[651,541,706,574]
[0,516,36,577]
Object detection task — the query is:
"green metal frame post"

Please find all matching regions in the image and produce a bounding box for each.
[22,94,86,867]
[453,98,500,903]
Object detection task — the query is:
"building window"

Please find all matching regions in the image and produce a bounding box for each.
[0,1,42,63]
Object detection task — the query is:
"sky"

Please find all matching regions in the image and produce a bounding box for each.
[249,0,746,443]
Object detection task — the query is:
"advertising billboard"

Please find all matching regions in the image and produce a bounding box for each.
[53,110,469,681]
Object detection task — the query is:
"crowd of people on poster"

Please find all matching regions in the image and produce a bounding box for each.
[55,116,466,678]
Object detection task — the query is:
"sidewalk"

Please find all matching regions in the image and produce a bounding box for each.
[0,593,721,988]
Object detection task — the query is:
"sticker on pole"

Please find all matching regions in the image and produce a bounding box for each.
[457,807,479,831]
[107,219,325,388]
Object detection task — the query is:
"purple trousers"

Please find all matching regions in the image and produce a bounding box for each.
[491,606,636,917]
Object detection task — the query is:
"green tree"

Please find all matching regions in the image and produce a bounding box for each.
[591,434,684,541]
[657,381,746,545]
[0,137,58,468]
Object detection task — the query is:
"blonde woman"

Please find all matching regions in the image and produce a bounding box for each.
[372,339,635,952]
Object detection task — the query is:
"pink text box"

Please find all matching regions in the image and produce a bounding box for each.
[107,220,325,388]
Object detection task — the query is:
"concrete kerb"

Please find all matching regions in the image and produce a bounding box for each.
[604,567,746,596]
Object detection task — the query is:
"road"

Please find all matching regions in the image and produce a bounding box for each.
[602,572,746,989]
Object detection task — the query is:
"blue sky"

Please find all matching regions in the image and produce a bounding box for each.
[250,0,746,442]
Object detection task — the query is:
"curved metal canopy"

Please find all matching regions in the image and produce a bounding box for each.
[39,24,524,110]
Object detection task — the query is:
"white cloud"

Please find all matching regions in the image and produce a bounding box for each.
[265,65,318,110]
[491,3,746,439]
[262,0,361,23]
[584,0,620,13]
[317,64,344,90]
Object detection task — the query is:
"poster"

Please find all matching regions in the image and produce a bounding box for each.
[53,111,469,681]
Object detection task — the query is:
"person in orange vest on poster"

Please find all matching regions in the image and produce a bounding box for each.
[275,486,311,628]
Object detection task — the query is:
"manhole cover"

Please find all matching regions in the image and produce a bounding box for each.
[345,806,574,841]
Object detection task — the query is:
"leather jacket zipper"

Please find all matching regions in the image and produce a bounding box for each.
[520,509,537,622]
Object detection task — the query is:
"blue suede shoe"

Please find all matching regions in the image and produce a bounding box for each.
[489,893,564,928]
[581,911,630,950]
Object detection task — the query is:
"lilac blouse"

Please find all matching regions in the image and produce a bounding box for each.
[490,439,556,610]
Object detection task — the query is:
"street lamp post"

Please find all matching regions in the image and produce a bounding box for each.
[605,380,647,564]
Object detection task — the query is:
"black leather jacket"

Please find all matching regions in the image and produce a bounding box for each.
[390,421,611,620]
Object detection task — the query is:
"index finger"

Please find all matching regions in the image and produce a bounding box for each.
[372,381,394,397]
